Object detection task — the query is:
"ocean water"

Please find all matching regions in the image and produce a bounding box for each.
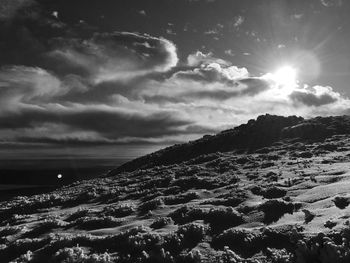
[0,158,131,184]
[0,158,132,200]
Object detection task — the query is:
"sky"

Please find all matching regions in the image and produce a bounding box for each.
[1,0,350,159]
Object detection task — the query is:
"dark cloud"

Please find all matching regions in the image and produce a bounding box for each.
[289,90,338,106]
[0,0,67,67]
[10,136,116,146]
[141,95,185,105]
[0,106,192,138]
[7,123,218,146]
[0,0,34,20]
[238,78,270,95]
[184,90,242,100]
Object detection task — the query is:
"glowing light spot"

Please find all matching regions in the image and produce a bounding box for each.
[57,174,63,179]
[273,66,297,88]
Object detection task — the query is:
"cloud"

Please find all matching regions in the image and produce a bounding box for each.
[224,49,235,56]
[0,0,34,20]
[0,105,192,138]
[138,51,350,135]
[0,21,183,148]
[0,66,64,109]
[182,85,265,101]
[174,63,248,84]
[320,0,342,7]
[138,52,266,104]
[0,0,66,67]
[289,86,340,106]
[1,9,350,150]
[138,10,146,16]
[232,15,244,28]
[187,51,230,67]
[47,32,178,84]
[0,64,197,146]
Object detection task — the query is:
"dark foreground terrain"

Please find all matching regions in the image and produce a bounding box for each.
[2,114,350,262]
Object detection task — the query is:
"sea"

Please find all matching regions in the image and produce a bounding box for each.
[0,158,132,201]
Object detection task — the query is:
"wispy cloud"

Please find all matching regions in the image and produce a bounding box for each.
[47,32,178,84]
[320,0,342,7]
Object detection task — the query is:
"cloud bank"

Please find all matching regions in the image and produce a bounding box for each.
[1,2,350,150]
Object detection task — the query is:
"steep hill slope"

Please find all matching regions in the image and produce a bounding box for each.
[109,114,350,175]
[2,115,350,262]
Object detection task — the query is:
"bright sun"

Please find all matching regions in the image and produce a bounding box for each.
[272,66,298,90]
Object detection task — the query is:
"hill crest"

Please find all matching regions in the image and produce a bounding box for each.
[109,114,350,175]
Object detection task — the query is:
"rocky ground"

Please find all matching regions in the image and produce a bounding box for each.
[2,114,350,262]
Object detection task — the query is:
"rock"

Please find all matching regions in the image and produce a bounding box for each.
[302,209,315,224]
[333,196,350,209]
[281,122,330,140]
[324,220,337,229]
[261,187,287,199]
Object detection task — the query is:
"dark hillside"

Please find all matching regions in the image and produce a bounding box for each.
[109,114,350,175]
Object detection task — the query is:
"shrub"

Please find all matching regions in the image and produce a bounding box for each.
[73,216,123,230]
[177,249,202,263]
[169,206,243,231]
[206,207,244,232]
[261,162,275,168]
[25,219,67,237]
[187,153,219,165]
[66,208,94,222]
[105,227,162,257]
[251,186,263,195]
[295,233,350,263]
[2,214,32,226]
[142,174,175,189]
[164,192,199,205]
[54,245,117,263]
[162,186,182,196]
[168,206,206,225]
[102,204,135,218]
[219,246,243,263]
[201,196,246,207]
[75,190,99,203]
[150,217,173,229]
[164,223,206,254]
[138,198,164,214]
[261,187,287,199]
[212,228,261,257]
[259,200,300,224]
[176,223,206,246]
[12,250,34,263]
[0,237,49,262]
[171,175,227,190]
[0,225,21,237]
[265,248,293,263]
